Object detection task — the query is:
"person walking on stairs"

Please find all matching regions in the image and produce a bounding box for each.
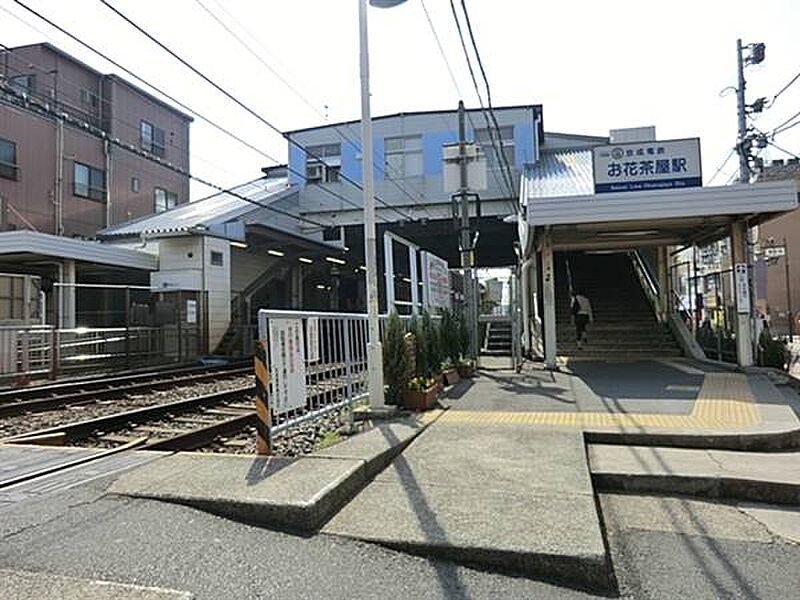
[570,290,593,350]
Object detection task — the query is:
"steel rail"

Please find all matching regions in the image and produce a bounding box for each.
[0,366,252,418]
[0,361,250,403]
[1,387,254,444]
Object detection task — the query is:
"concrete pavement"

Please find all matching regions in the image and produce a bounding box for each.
[589,444,800,504]
[110,415,439,532]
[323,424,612,592]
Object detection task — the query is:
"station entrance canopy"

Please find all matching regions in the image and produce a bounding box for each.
[520,150,798,253]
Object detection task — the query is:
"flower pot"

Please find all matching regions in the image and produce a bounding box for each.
[457,364,474,378]
[402,385,438,411]
[443,368,460,386]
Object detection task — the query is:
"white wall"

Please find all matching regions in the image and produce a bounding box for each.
[204,236,231,351]
[230,248,279,294]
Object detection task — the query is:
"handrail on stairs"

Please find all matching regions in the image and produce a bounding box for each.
[629,250,662,322]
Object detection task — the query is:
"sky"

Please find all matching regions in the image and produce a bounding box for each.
[2,0,799,201]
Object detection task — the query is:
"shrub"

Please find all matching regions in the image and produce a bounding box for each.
[410,314,428,379]
[421,310,442,377]
[382,312,411,405]
[440,308,460,366]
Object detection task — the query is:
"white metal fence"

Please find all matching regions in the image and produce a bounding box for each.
[0,324,202,381]
[257,309,370,434]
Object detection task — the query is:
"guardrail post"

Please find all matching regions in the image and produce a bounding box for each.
[50,329,60,380]
[342,319,355,430]
[253,340,272,455]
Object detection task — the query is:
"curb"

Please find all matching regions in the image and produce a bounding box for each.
[110,410,447,534]
[592,472,800,506]
[584,428,800,451]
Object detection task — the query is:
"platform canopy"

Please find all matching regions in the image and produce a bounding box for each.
[521,149,799,252]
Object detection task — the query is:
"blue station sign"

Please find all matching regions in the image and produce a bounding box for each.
[592,138,702,194]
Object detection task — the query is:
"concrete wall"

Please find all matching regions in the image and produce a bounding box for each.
[288,107,540,217]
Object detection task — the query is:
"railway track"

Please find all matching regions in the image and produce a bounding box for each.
[0,363,253,418]
[2,387,256,451]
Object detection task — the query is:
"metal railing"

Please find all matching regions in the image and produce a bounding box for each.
[0,324,201,381]
[257,310,370,436]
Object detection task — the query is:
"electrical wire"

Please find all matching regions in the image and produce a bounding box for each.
[447,0,515,201]
[459,0,517,201]
[769,69,800,107]
[1,82,334,231]
[191,0,433,218]
[98,0,415,223]
[9,0,383,222]
[707,148,736,185]
[420,0,463,99]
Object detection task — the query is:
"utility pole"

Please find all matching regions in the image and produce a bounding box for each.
[735,39,749,183]
[735,39,766,183]
[457,101,478,360]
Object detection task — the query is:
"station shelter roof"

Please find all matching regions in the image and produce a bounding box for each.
[0,230,158,271]
[98,177,339,252]
[522,149,799,252]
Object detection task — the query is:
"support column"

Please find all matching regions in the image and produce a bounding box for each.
[542,232,557,369]
[731,221,754,366]
[657,246,670,322]
[521,257,532,353]
[61,259,76,329]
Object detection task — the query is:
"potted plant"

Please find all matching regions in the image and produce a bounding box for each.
[421,310,444,390]
[382,312,411,406]
[455,309,475,378]
[440,308,460,386]
[403,375,439,410]
[402,313,439,410]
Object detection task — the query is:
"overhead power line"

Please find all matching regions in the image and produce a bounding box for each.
[420,0,463,99]
[192,0,433,218]
[707,148,736,185]
[98,0,415,223]
[0,83,334,231]
[8,0,370,221]
[447,0,515,202]
[769,68,800,106]
[459,0,517,201]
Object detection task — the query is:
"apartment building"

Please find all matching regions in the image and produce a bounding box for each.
[0,43,191,238]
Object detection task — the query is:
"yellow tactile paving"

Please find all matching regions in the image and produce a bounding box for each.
[437,372,761,431]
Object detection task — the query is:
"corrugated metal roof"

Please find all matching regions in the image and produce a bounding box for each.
[524,149,595,198]
[99,178,292,240]
[0,231,158,270]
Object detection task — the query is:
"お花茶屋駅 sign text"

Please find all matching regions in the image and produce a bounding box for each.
[592,138,702,194]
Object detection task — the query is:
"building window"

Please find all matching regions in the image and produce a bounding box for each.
[0,138,19,181]
[154,188,178,212]
[80,88,98,108]
[131,176,140,193]
[8,74,35,95]
[474,126,515,169]
[140,120,165,157]
[384,135,423,178]
[210,251,223,266]
[73,162,106,201]
[305,143,341,183]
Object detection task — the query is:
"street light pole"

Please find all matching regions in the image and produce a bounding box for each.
[359,0,388,407]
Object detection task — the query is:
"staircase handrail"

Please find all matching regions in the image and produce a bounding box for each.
[629,250,662,321]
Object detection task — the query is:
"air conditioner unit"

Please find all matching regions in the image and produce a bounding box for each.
[306,163,324,182]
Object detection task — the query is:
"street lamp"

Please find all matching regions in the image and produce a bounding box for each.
[360,0,407,408]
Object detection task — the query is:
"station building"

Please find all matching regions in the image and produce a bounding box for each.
[0,43,797,377]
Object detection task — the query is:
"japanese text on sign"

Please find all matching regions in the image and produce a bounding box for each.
[268,318,307,415]
[593,138,702,194]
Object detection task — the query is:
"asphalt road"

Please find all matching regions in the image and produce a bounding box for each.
[1,469,799,599]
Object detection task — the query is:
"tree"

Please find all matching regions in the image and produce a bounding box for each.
[382,312,411,405]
